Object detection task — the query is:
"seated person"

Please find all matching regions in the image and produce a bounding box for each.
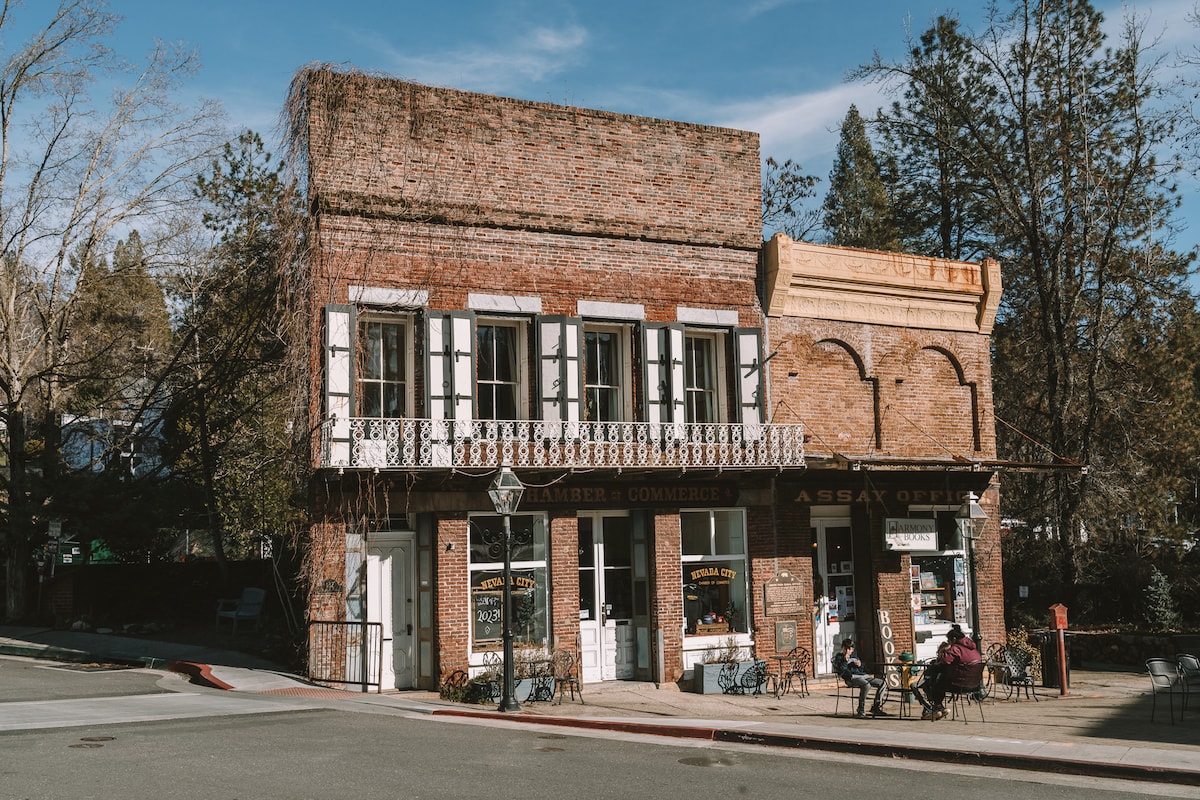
[831,638,889,718]
[912,624,982,720]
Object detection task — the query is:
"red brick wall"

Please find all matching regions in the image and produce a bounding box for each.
[651,512,684,682]
[302,70,761,252]
[768,318,996,461]
[550,514,580,651]
[434,516,470,680]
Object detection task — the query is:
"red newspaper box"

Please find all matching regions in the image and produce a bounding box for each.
[1049,603,1068,630]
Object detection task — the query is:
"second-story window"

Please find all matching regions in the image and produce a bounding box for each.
[358,318,407,418]
[684,333,719,423]
[584,327,626,422]
[477,321,522,420]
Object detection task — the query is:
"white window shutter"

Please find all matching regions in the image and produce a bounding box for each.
[642,323,685,439]
[538,316,583,432]
[325,304,354,466]
[425,310,476,429]
[734,328,764,434]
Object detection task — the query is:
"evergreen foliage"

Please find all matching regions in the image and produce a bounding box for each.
[821,105,900,251]
[162,130,301,568]
[1143,565,1182,631]
[856,0,1198,608]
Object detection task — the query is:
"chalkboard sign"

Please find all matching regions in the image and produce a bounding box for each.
[473,590,504,643]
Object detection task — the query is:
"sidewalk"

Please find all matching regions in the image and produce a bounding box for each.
[3,625,1198,786]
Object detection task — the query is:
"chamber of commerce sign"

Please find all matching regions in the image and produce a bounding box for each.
[522,483,738,509]
[883,518,939,551]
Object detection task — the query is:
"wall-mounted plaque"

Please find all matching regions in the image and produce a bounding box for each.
[763,569,805,617]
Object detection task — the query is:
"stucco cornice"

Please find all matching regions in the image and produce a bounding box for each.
[763,235,1002,335]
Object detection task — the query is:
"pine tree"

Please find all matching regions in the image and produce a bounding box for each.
[163,130,299,570]
[821,105,899,251]
[1144,565,1181,630]
[857,0,1194,603]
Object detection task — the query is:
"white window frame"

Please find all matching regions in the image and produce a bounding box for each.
[356,313,414,419]
[476,317,529,421]
[680,508,750,639]
[583,323,632,422]
[683,330,727,424]
[467,512,550,661]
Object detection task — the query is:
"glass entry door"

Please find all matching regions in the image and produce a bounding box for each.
[812,519,855,676]
[578,514,635,683]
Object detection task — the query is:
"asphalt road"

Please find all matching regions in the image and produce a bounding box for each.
[0,656,1185,800]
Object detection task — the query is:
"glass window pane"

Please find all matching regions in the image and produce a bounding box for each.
[682,558,748,634]
[713,510,744,555]
[360,384,382,418]
[680,511,711,555]
[494,326,515,382]
[495,386,518,420]
[477,326,495,380]
[602,518,632,567]
[363,323,382,379]
[383,324,402,381]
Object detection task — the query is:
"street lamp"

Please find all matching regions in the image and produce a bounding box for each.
[488,463,525,712]
[956,490,988,648]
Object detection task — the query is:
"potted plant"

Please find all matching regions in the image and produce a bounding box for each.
[692,637,766,694]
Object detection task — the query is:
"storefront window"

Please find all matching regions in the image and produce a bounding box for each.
[680,509,748,635]
[468,513,548,652]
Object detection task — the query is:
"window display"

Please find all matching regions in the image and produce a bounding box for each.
[681,509,748,635]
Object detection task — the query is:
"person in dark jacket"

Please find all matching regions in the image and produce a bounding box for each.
[831,638,889,718]
[912,624,982,720]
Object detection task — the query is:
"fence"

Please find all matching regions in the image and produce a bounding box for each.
[308,620,384,692]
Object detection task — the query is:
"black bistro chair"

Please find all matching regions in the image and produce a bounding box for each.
[944,661,987,723]
[1147,658,1184,724]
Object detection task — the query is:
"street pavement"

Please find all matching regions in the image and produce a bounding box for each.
[3,625,1199,787]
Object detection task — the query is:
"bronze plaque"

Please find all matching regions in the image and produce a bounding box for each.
[775,620,798,652]
[763,569,805,617]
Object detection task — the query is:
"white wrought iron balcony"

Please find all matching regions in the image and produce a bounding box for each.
[322,418,805,471]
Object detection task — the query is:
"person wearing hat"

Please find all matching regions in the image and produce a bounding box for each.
[831,638,889,718]
[912,624,982,720]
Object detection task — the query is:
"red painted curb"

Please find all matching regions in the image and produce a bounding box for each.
[168,661,234,691]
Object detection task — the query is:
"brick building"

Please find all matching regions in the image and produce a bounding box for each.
[290,68,1003,692]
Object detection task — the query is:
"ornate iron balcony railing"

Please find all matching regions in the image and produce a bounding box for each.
[322,418,805,471]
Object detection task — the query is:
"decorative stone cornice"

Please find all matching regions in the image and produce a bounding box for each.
[762,235,1002,335]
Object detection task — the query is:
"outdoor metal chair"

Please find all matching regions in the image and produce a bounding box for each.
[774,647,811,697]
[1175,654,1200,713]
[1004,647,1039,702]
[214,587,266,634]
[551,645,584,705]
[1146,658,1184,724]
[944,661,987,723]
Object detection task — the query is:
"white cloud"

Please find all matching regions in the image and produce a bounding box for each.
[362,24,589,94]
[715,81,889,171]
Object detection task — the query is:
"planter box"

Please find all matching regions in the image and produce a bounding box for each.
[693,659,766,694]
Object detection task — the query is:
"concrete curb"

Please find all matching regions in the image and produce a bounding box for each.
[430,707,1200,787]
[168,660,235,691]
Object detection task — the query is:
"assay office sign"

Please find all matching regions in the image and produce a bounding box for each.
[883,518,938,551]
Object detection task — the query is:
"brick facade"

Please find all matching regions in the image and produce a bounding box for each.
[295,69,1005,692]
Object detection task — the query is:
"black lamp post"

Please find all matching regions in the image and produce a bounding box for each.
[487,463,525,712]
[956,490,988,648]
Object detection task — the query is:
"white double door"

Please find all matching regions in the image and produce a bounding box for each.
[366,531,415,690]
[577,513,636,683]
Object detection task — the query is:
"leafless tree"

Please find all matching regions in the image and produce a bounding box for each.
[0,0,224,620]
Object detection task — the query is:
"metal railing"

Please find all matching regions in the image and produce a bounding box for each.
[308,620,384,693]
[322,418,805,471]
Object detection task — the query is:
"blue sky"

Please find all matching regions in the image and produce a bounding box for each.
[108,0,1198,254]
